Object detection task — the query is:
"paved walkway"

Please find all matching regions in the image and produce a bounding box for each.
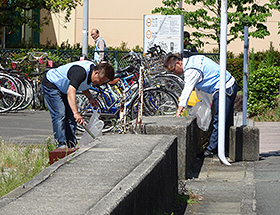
[184,122,280,215]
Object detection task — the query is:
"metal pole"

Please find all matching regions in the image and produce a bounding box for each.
[218,0,231,165]
[179,0,183,8]
[243,26,249,126]
[82,0,89,57]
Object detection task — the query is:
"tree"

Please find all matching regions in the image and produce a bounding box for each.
[153,0,279,49]
[0,0,81,32]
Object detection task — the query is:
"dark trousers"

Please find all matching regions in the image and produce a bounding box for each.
[207,82,238,152]
[41,84,77,145]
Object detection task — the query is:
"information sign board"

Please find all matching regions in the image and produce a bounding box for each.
[143,15,184,55]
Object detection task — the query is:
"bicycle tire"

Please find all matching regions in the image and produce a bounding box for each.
[32,78,46,109]
[152,74,184,98]
[18,77,34,110]
[0,73,20,113]
[11,74,27,111]
[76,90,119,133]
[128,87,178,120]
[76,92,101,132]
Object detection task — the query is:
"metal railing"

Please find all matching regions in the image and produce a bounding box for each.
[0,49,219,70]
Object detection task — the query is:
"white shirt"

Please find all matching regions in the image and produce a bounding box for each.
[179,58,236,107]
[179,58,202,107]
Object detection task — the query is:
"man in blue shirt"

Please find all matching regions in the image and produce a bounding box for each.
[164,54,238,157]
[41,61,114,148]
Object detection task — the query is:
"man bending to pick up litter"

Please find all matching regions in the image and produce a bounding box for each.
[164,54,238,157]
[41,61,114,148]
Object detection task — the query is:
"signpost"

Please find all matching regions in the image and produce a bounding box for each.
[143,15,184,55]
[82,0,89,57]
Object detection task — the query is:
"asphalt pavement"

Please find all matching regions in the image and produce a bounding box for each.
[184,122,280,215]
[0,110,84,144]
[0,110,280,214]
[0,110,53,144]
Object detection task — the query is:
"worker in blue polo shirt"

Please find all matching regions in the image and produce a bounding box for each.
[164,54,238,157]
[41,61,114,148]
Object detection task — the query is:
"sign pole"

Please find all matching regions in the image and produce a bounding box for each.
[82,0,89,57]
[243,26,249,126]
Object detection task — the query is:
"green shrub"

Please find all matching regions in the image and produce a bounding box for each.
[247,66,280,117]
[249,44,280,70]
[227,58,243,90]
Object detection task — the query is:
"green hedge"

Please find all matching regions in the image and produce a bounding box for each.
[247,66,280,117]
[227,58,243,90]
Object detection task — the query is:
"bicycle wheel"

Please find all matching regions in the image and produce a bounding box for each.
[32,78,46,109]
[152,74,184,98]
[11,74,27,111]
[18,77,34,110]
[129,87,178,120]
[76,93,92,132]
[0,73,20,113]
[76,92,116,133]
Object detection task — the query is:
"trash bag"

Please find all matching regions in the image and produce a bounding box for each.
[189,90,212,131]
[79,110,104,146]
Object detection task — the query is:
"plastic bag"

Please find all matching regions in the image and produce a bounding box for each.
[189,90,212,131]
[79,110,104,146]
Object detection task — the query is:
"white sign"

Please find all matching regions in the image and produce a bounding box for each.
[143,15,184,55]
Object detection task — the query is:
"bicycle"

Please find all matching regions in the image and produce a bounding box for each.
[27,52,49,109]
[76,65,178,133]
[1,55,36,111]
[0,72,22,113]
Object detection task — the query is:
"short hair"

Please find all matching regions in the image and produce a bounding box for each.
[163,53,182,68]
[184,31,190,39]
[91,28,99,34]
[94,63,114,81]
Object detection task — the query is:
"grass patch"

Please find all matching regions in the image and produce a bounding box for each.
[0,139,50,197]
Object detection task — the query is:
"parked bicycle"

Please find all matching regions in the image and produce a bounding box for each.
[76,49,180,133]
[0,72,22,113]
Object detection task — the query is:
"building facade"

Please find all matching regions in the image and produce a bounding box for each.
[2,0,280,54]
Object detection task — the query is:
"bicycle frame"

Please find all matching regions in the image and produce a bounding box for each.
[0,86,22,97]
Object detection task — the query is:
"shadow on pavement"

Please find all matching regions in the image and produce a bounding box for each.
[259,150,280,159]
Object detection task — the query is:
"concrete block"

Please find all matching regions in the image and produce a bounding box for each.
[49,148,78,165]
[134,115,197,180]
[229,126,259,161]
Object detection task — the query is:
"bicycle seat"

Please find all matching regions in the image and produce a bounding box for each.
[114,72,128,79]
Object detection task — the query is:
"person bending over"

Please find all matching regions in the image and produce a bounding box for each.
[41,61,114,148]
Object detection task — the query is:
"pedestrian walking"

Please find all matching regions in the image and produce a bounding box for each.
[91,28,107,63]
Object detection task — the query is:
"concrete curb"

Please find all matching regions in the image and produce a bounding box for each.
[87,135,178,215]
[134,115,197,180]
